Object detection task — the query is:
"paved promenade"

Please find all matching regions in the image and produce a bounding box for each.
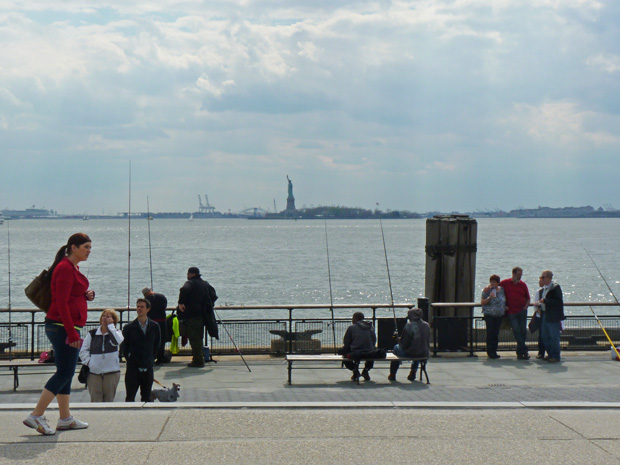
[2,352,620,464]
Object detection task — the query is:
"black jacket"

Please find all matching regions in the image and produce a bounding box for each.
[177,276,219,339]
[178,276,216,318]
[121,318,160,369]
[543,282,565,323]
[145,292,168,321]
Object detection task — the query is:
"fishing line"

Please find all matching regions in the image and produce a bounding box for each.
[324,220,337,352]
[147,195,153,289]
[7,221,13,359]
[377,204,398,335]
[213,307,251,372]
[588,306,620,361]
[584,248,620,308]
[127,161,132,320]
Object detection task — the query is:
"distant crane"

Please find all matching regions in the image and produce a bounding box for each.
[198,194,216,215]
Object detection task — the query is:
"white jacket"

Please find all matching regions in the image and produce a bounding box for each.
[79,324,124,375]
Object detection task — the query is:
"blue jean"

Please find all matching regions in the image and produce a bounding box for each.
[44,322,80,395]
[541,313,562,359]
[390,344,420,375]
[507,310,529,356]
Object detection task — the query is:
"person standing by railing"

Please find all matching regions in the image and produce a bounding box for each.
[23,233,95,435]
[500,267,531,360]
[538,270,565,363]
[480,275,507,359]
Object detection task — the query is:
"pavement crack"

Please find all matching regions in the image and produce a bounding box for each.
[549,415,616,458]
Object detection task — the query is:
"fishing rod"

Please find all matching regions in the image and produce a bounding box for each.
[377,204,398,334]
[324,221,337,352]
[212,307,251,372]
[127,162,132,320]
[588,306,620,360]
[7,221,13,359]
[584,248,620,308]
[146,195,153,289]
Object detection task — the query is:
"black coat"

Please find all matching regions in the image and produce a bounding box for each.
[544,282,565,323]
[177,276,219,339]
[121,318,160,369]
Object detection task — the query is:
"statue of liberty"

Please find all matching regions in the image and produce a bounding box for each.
[286,175,296,211]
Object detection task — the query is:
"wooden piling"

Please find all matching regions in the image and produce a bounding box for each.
[425,215,477,351]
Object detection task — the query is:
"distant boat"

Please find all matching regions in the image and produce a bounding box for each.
[83,215,88,221]
[0,216,4,225]
[188,213,194,221]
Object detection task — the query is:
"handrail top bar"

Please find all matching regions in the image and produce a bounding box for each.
[1,301,618,314]
[0,303,418,314]
[431,301,620,308]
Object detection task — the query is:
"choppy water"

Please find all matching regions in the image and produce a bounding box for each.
[0,218,619,319]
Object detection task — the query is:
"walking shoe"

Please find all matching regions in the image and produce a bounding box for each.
[56,416,89,430]
[187,361,205,368]
[407,370,417,381]
[517,354,530,360]
[361,369,371,381]
[488,354,501,359]
[387,373,396,381]
[536,354,545,359]
[546,357,561,363]
[351,370,360,382]
[23,414,55,435]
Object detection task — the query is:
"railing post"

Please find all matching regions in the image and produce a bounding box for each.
[417,297,430,322]
[30,311,36,360]
[287,308,293,354]
[468,307,475,357]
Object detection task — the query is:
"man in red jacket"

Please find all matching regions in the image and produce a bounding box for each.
[500,267,531,360]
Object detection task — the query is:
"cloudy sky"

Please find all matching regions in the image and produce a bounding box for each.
[1,0,619,215]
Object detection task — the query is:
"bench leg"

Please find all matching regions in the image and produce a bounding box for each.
[288,361,292,385]
[420,361,430,384]
[13,366,19,391]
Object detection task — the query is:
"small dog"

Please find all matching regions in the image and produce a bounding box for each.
[150,383,181,402]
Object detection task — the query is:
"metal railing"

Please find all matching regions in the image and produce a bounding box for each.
[0,302,419,360]
[430,301,620,356]
[1,301,619,360]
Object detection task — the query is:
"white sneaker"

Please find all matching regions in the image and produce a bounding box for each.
[56,416,89,430]
[23,414,55,435]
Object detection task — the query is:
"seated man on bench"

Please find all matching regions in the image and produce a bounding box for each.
[338,312,384,382]
[388,308,430,381]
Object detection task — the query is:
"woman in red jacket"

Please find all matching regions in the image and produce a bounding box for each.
[23,233,95,435]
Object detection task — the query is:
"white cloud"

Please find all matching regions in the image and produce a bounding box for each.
[0,0,619,213]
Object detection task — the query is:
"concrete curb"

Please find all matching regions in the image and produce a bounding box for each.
[4,401,620,410]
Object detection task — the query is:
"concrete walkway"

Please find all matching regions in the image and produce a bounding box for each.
[2,352,620,464]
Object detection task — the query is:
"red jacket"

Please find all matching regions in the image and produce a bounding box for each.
[47,257,89,342]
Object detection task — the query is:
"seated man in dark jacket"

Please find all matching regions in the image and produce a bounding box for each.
[388,308,430,381]
[338,312,380,382]
[122,298,160,402]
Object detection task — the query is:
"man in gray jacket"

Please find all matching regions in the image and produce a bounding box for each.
[338,312,379,382]
[388,308,430,381]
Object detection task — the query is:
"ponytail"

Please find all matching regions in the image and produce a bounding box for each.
[49,233,91,277]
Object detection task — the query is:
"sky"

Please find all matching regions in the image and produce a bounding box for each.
[1,0,619,215]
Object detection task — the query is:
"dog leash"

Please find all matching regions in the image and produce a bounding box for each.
[153,379,168,389]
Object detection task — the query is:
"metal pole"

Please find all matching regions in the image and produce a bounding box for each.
[147,195,153,289]
[377,208,398,333]
[324,221,337,352]
[127,162,132,319]
[213,308,251,372]
[7,221,13,360]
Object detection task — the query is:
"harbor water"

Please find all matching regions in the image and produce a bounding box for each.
[0,218,619,320]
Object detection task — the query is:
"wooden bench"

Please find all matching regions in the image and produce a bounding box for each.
[0,360,51,391]
[285,353,429,385]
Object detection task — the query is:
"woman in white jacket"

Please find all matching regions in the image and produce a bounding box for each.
[79,309,124,402]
